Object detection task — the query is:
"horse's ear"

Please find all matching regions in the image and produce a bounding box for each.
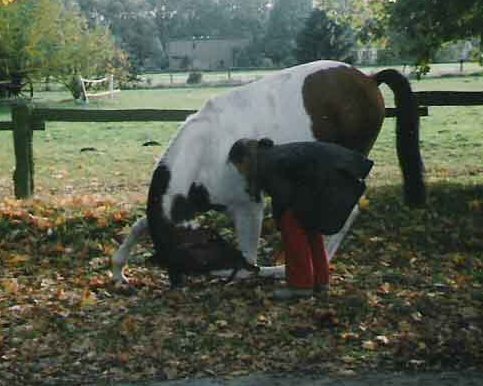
[258,137,274,149]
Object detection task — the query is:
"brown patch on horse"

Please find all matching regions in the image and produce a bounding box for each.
[302,66,385,155]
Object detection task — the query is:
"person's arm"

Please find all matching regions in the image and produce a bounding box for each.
[264,174,293,223]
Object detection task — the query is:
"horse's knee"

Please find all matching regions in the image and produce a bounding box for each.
[131,217,148,238]
[112,252,128,283]
[111,217,148,283]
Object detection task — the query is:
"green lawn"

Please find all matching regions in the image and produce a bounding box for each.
[0,74,482,200]
[140,62,483,87]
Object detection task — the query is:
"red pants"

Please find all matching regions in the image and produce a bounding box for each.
[279,210,330,289]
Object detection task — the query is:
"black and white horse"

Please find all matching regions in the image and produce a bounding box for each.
[112,60,424,283]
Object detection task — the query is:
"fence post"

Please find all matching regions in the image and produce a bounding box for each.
[12,103,34,199]
[109,74,114,99]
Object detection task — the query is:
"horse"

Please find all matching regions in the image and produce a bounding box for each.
[111,60,424,284]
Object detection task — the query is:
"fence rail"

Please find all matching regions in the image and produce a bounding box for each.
[415,91,483,106]
[1,90,482,198]
[32,108,198,123]
[0,120,45,131]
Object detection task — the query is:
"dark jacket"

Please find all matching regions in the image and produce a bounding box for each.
[256,142,373,234]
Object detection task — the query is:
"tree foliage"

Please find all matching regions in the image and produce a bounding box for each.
[0,0,128,96]
[374,0,483,69]
[315,0,389,46]
[78,0,166,71]
[314,0,483,69]
[263,0,312,66]
[5,0,481,79]
[295,8,355,64]
[76,0,274,69]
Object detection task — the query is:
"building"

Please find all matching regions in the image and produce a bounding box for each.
[167,38,250,71]
[166,0,314,71]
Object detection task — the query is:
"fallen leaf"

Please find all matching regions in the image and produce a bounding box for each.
[79,288,97,307]
[359,196,370,210]
[2,278,19,294]
[375,335,389,345]
[341,332,360,341]
[5,254,30,266]
[362,340,376,350]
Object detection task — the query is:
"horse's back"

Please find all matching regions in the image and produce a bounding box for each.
[195,60,384,153]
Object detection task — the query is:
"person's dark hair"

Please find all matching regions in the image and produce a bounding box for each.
[228,139,250,164]
[258,137,274,149]
[228,137,274,164]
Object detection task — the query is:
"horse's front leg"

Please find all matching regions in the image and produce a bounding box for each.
[112,217,148,283]
[210,202,264,279]
[232,201,264,266]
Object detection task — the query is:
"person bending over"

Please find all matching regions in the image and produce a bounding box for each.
[228,138,373,300]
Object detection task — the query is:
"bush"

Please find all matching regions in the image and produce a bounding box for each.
[187,72,203,84]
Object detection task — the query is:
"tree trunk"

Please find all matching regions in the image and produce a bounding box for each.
[480,32,483,66]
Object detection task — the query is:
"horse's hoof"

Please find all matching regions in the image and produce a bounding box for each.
[113,281,137,296]
[258,265,286,278]
[111,266,129,285]
[210,268,253,279]
[232,269,255,279]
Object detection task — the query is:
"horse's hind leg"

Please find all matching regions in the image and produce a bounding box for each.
[112,217,148,283]
[325,205,360,261]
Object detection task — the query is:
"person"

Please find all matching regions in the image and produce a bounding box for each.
[227,138,373,300]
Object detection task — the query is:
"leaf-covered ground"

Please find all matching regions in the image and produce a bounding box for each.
[0,183,482,385]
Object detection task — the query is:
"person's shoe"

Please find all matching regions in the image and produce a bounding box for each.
[273,287,314,300]
[313,284,330,301]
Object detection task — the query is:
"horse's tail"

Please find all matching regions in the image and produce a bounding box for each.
[146,163,175,265]
[373,69,426,207]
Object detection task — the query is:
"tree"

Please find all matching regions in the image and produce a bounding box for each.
[264,0,312,66]
[76,0,274,70]
[154,0,276,67]
[315,0,388,46]
[0,0,128,97]
[375,0,483,70]
[78,0,167,71]
[389,0,442,71]
[295,8,355,64]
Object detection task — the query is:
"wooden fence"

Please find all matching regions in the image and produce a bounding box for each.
[1,90,482,199]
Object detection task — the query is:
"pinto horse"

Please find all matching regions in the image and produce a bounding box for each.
[112,60,424,283]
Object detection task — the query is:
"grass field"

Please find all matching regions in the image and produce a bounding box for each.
[0,73,482,200]
[140,62,483,87]
[0,71,482,383]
